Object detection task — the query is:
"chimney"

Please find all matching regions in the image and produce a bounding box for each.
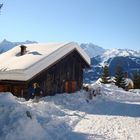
[20,45,27,55]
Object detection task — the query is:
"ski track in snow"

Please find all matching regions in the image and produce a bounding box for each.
[0,83,140,140]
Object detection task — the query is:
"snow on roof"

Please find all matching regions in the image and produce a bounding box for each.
[0,42,90,81]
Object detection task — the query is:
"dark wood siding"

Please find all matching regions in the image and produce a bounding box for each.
[0,81,28,97]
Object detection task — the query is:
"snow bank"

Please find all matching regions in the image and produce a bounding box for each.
[0,83,140,140]
[0,93,47,140]
[129,89,140,95]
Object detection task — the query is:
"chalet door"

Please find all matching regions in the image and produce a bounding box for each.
[65,81,77,93]
[71,81,77,92]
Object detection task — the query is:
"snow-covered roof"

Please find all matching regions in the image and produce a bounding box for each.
[0,42,90,81]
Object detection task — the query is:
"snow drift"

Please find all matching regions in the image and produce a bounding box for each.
[0,83,140,140]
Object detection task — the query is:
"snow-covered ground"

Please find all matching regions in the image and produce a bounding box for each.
[0,83,140,140]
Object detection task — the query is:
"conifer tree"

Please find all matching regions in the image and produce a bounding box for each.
[132,71,140,89]
[101,65,111,84]
[114,64,126,89]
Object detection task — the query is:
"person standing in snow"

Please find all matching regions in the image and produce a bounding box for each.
[33,83,43,102]
[83,85,93,102]
[27,83,35,100]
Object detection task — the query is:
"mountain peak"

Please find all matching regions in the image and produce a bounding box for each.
[1,39,12,44]
[80,43,106,58]
[103,48,140,58]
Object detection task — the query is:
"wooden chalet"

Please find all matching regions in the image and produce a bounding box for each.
[0,42,90,97]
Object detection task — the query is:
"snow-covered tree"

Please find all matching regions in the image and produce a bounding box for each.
[132,71,140,89]
[100,65,111,84]
[114,64,126,89]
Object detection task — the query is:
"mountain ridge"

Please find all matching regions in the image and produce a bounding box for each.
[1,39,140,57]
[80,43,140,83]
[0,39,37,53]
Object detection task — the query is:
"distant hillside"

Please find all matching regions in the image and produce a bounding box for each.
[109,56,140,76]
[84,48,140,83]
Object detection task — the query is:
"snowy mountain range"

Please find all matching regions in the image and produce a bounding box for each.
[81,43,140,60]
[0,40,140,82]
[80,43,105,58]
[80,43,140,83]
[1,40,140,58]
[0,39,37,53]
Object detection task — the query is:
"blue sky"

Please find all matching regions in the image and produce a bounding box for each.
[0,0,140,50]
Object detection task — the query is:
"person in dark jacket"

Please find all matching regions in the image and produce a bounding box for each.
[27,84,35,100]
[33,83,43,102]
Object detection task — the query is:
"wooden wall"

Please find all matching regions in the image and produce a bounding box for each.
[0,81,28,97]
